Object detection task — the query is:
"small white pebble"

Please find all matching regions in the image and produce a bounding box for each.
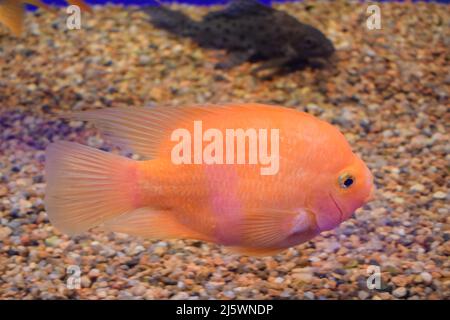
[223,291,236,299]
[433,191,447,199]
[358,291,370,300]
[393,287,407,298]
[420,272,432,284]
[88,268,101,278]
[304,292,315,300]
[274,277,284,284]
[409,184,425,193]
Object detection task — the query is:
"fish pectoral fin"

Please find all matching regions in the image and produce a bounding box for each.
[0,0,25,36]
[215,50,254,70]
[251,47,298,76]
[100,208,211,242]
[228,207,317,256]
[237,208,300,248]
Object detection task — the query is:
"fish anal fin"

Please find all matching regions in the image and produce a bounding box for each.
[226,246,286,257]
[101,208,211,242]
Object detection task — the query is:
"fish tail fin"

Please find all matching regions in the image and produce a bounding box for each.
[45,141,142,236]
[0,0,25,36]
[0,0,57,36]
[143,6,196,36]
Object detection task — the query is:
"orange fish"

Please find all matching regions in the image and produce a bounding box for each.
[67,0,92,13]
[0,0,92,36]
[45,104,374,256]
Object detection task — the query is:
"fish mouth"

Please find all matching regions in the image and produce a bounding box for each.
[329,193,344,222]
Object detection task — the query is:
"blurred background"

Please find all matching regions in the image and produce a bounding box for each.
[0,0,448,300]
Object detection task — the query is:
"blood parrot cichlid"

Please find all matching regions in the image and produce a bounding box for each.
[45,104,374,256]
[0,0,92,36]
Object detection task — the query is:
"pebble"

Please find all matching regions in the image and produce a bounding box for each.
[171,292,190,300]
[409,184,425,193]
[358,291,370,300]
[393,287,408,298]
[88,269,101,279]
[304,292,315,300]
[138,55,152,66]
[80,276,92,288]
[274,277,284,284]
[44,236,61,247]
[223,291,236,299]
[0,226,12,240]
[419,272,432,284]
[131,285,147,297]
[432,191,447,200]
[292,268,314,282]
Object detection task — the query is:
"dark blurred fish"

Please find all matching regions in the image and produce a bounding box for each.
[0,0,92,37]
[143,0,335,76]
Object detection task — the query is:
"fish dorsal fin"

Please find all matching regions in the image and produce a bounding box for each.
[225,0,272,14]
[204,0,272,20]
[70,105,215,159]
[69,104,274,159]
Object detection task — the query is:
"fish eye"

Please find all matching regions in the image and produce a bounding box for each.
[338,174,355,189]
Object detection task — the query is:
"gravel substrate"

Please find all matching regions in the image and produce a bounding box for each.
[0,2,449,300]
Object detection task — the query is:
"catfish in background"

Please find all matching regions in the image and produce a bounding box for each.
[143,0,335,77]
[0,0,92,37]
